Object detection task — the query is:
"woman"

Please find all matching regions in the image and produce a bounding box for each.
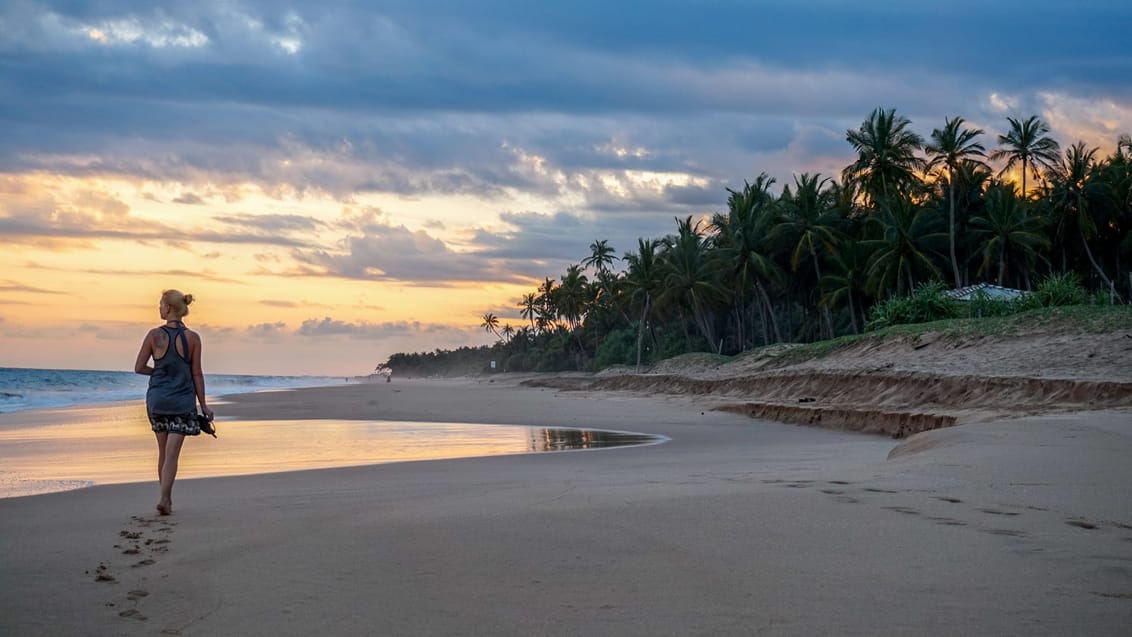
[134,289,214,515]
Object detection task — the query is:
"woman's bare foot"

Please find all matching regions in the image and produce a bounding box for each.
[156,501,172,516]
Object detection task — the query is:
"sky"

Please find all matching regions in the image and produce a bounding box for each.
[1,1,1130,376]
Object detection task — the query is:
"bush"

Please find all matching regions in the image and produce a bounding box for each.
[965,289,1019,318]
[592,326,639,370]
[1033,272,1087,308]
[867,281,958,330]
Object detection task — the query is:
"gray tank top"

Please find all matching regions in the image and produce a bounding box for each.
[146,324,197,415]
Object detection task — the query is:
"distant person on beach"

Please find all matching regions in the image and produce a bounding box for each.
[133,289,214,516]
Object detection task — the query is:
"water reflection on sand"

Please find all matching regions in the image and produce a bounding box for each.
[0,403,664,498]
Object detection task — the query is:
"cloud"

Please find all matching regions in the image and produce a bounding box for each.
[293,219,536,284]
[0,280,64,294]
[247,321,287,337]
[297,316,474,340]
[173,192,205,204]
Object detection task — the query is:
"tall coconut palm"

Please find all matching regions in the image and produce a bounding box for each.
[821,239,871,334]
[1046,141,1115,292]
[970,183,1049,287]
[863,197,946,297]
[556,264,590,330]
[657,217,727,352]
[843,107,926,207]
[988,115,1061,199]
[480,312,500,339]
[712,174,783,347]
[622,238,662,368]
[772,173,843,338]
[535,278,558,333]
[582,239,618,276]
[925,116,986,287]
[518,292,538,330]
[583,238,629,324]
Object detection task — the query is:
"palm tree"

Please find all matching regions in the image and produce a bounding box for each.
[863,197,946,297]
[925,116,986,287]
[821,239,870,334]
[989,115,1061,199]
[622,238,662,368]
[500,324,515,342]
[480,312,500,339]
[535,278,558,333]
[970,183,1049,287]
[556,264,590,330]
[843,107,926,207]
[1046,141,1115,292]
[582,238,628,324]
[712,174,783,347]
[772,173,843,338]
[657,216,728,352]
[518,292,538,330]
[582,239,618,276]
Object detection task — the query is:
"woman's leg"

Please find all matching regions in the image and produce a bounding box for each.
[157,433,186,515]
[154,431,169,480]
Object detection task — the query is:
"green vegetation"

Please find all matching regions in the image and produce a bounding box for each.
[385,110,1132,376]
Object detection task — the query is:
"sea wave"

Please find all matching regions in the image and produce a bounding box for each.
[0,367,343,414]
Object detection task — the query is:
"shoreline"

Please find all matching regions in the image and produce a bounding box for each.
[2,377,1130,635]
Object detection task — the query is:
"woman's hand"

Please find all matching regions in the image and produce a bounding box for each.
[201,406,215,420]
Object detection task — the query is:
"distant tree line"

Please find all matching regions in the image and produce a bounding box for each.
[385,108,1132,376]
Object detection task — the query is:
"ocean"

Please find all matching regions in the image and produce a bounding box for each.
[0,367,344,414]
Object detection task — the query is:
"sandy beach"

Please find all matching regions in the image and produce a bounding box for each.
[1,370,1130,636]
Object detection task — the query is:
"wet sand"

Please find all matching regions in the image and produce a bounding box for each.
[1,377,1130,635]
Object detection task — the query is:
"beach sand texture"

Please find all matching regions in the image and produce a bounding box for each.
[1,375,1130,636]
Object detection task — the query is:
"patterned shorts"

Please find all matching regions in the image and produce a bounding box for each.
[149,413,201,436]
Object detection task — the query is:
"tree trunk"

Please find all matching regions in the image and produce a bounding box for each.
[948,173,962,288]
[1080,234,1114,293]
[809,245,833,339]
[847,289,859,334]
[635,296,649,370]
[756,281,782,343]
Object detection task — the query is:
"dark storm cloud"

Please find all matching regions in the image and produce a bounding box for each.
[3,0,1127,185]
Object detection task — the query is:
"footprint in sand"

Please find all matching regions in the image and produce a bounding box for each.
[1066,518,1098,530]
[983,528,1028,537]
[127,590,149,601]
[937,496,963,504]
[90,563,116,582]
[883,506,921,516]
[926,516,967,527]
[118,608,147,621]
[979,508,1022,517]
[132,559,156,568]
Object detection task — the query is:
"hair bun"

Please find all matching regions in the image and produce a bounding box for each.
[184,294,194,305]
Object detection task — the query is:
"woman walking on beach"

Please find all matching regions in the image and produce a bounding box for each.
[134,289,213,515]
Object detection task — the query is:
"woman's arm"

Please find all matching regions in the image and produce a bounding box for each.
[189,331,214,419]
[134,330,155,375]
